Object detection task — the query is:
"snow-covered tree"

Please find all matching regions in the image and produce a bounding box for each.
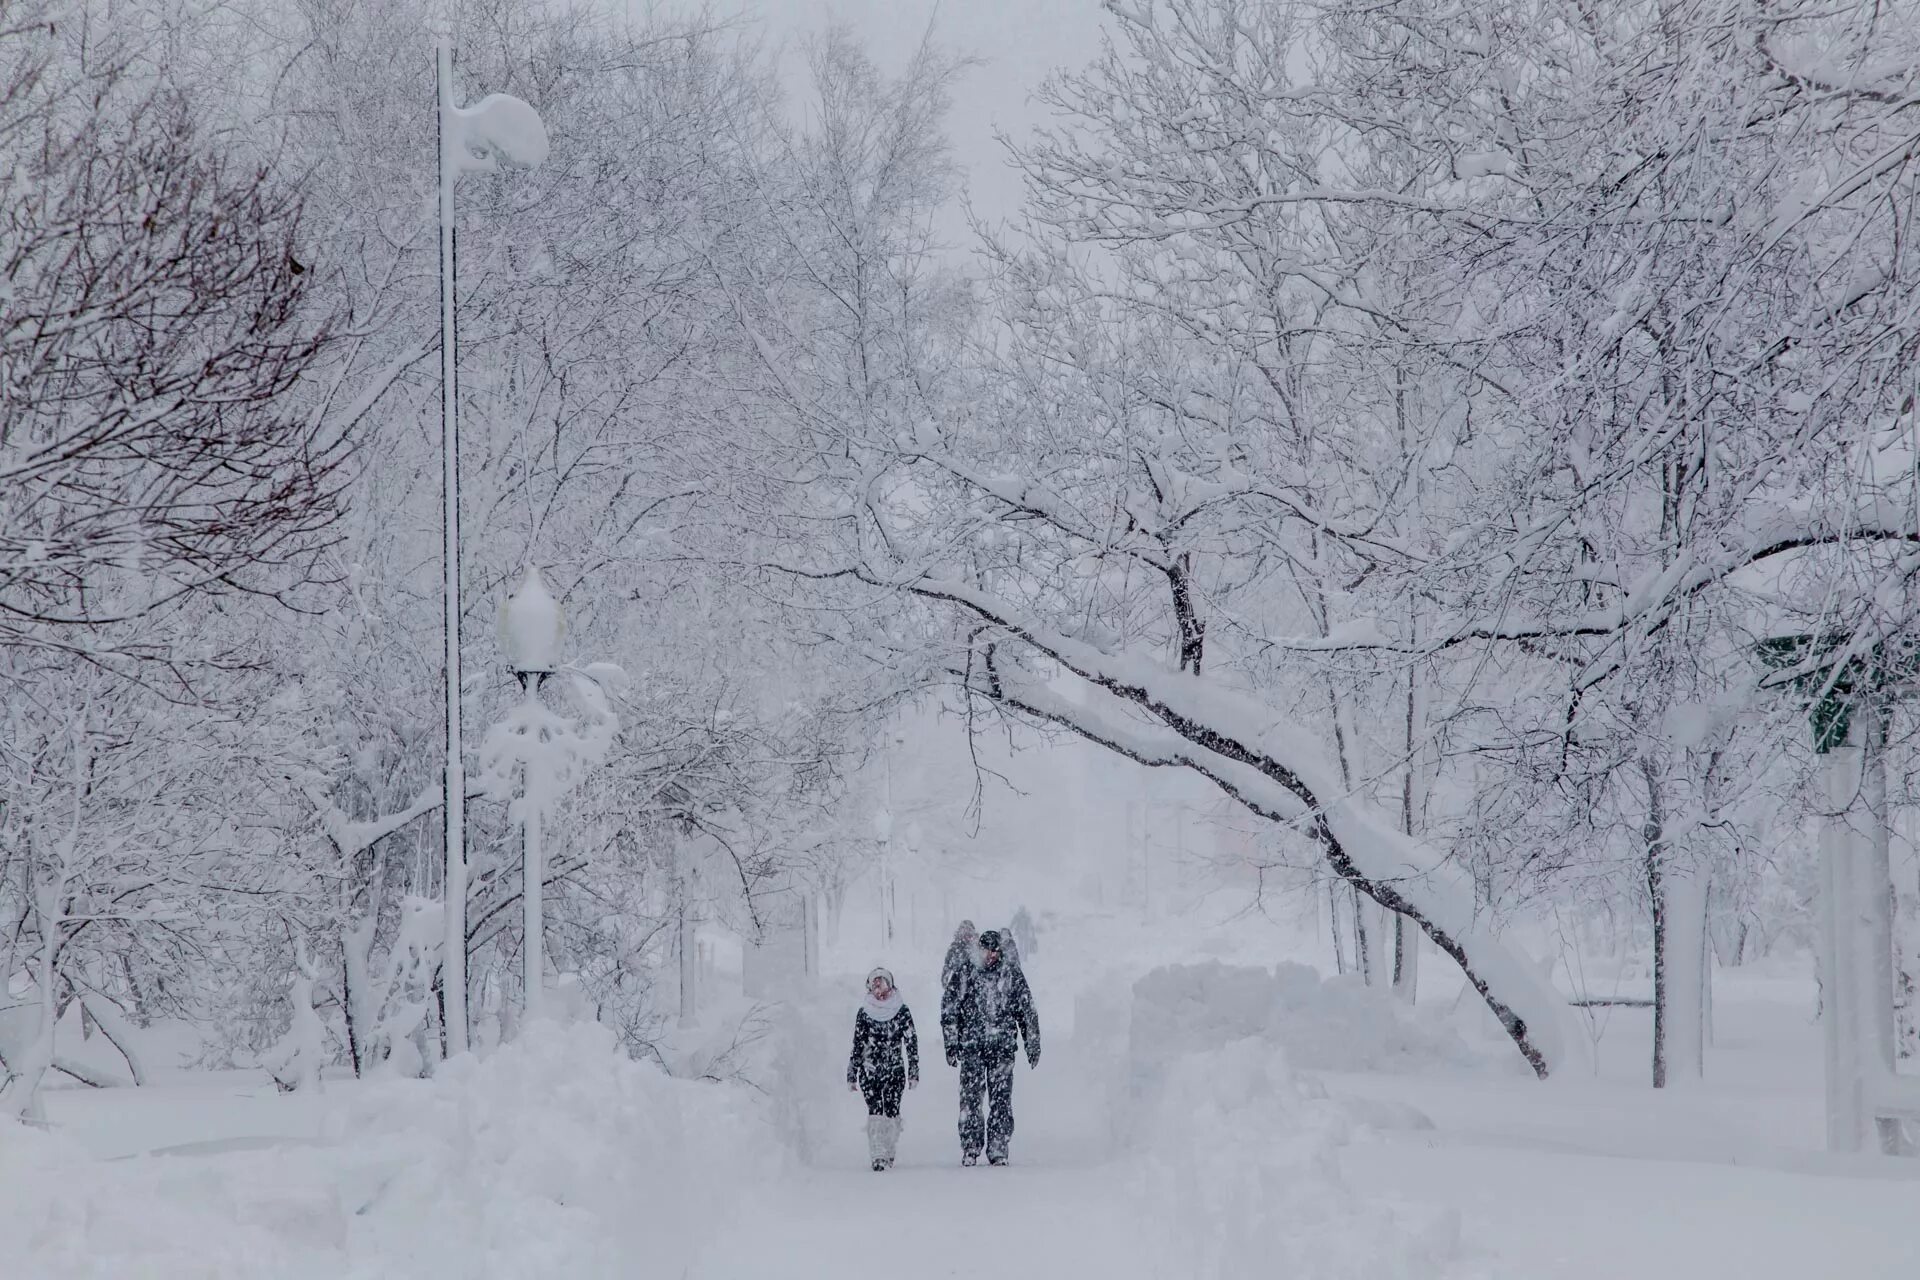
[0,4,360,665]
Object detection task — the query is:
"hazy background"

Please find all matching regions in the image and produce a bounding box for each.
[724,0,1108,236]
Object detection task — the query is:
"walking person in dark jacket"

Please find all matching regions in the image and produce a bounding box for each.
[940,930,1040,1166]
[847,967,918,1170]
[941,920,978,987]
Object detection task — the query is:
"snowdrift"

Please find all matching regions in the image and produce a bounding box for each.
[1128,961,1480,1094]
[1135,1039,1486,1279]
[1112,964,1499,1278]
[344,1018,774,1275]
[0,1019,775,1277]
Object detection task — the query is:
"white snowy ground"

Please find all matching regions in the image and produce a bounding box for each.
[8,917,1919,1277]
[698,915,1920,1280]
[1326,966,1920,1278]
[687,1041,1155,1279]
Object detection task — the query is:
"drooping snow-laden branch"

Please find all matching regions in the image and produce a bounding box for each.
[767,553,1573,1076]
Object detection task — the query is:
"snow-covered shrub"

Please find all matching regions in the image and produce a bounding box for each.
[1133,1039,1469,1280]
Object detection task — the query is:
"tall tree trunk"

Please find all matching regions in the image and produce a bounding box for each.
[1646,762,1708,1089]
[1329,879,1351,976]
[1394,655,1427,1004]
[1658,862,1710,1087]
[677,894,698,1030]
[1394,914,1421,1004]
[1352,886,1373,983]
[342,915,377,1076]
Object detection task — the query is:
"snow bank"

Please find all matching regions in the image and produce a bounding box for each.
[1115,963,1501,1276]
[1129,961,1480,1093]
[0,1019,776,1277]
[0,1119,345,1279]
[344,1018,773,1276]
[1133,1039,1479,1279]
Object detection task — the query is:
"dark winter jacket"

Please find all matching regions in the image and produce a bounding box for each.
[848,1006,920,1086]
[941,921,978,988]
[940,958,1040,1064]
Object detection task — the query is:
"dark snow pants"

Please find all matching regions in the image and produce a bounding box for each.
[861,1071,905,1119]
[957,1046,1016,1158]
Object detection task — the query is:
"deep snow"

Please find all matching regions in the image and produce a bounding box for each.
[6,912,1918,1278]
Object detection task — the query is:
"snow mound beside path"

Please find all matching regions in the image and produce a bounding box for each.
[1136,1040,1492,1279]
[1131,961,1481,1079]
[0,1118,343,1280]
[0,1020,776,1278]
[345,1018,775,1276]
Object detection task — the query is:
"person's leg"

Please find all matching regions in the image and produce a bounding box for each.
[957,1050,987,1159]
[985,1051,1016,1162]
[862,1077,897,1168]
[877,1074,903,1165]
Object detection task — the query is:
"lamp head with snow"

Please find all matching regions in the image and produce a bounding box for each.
[499,567,564,677]
[449,92,549,174]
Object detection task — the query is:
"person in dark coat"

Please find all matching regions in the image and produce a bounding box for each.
[847,966,918,1170]
[939,929,1040,1166]
[1010,905,1037,961]
[941,920,978,987]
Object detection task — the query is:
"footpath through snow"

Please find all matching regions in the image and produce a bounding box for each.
[8,924,1919,1277]
[0,954,1493,1279]
[688,1035,1149,1280]
[693,948,1493,1280]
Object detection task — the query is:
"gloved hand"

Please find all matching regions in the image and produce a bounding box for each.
[945,1049,958,1068]
[1027,1052,1040,1070]
[908,1077,919,1090]
[848,1081,859,1092]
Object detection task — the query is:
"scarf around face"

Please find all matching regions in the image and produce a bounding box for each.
[863,967,904,1022]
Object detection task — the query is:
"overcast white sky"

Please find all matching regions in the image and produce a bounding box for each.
[724,0,1110,234]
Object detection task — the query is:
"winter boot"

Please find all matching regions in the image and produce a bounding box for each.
[880,1116,901,1169]
[988,1154,1009,1167]
[961,1152,979,1167]
[867,1116,889,1170]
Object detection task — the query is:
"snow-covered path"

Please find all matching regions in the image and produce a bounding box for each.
[689,1035,1160,1279]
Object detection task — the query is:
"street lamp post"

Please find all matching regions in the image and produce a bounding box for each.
[434,42,548,1056]
[499,567,564,1022]
[485,567,623,1029]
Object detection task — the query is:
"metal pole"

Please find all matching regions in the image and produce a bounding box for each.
[678,889,697,1029]
[437,40,469,1057]
[1860,703,1903,1152]
[1820,718,1866,1151]
[523,778,543,1022]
